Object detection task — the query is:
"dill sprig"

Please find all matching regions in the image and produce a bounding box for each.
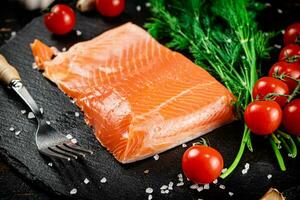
[145,0,274,178]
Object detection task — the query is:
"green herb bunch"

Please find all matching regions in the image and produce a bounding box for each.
[145,0,274,178]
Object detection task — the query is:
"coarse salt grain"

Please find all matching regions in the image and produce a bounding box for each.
[75,112,80,117]
[62,47,67,52]
[245,163,250,169]
[146,187,153,194]
[46,121,51,125]
[48,162,53,167]
[21,110,26,114]
[145,2,151,7]
[84,178,90,184]
[274,44,282,49]
[15,130,21,136]
[9,127,15,132]
[267,174,272,179]
[197,186,204,192]
[11,31,16,37]
[229,192,234,196]
[70,188,77,195]
[40,107,44,114]
[148,194,153,200]
[281,30,285,34]
[219,184,226,190]
[32,62,38,69]
[177,173,183,178]
[277,9,283,14]
[136,5,142,12]
[28,112,35,119]
[66,134,73,139]
[160,185,168,190]
[144,170,149,174]
[70,99,76,104]
[76,30,82,36]
[203,184,210,190]
[242,169,248,174]
[164,190,169,194]
[176,182,184,187]
[153,154,159,160]
[71,138,77,144]
[190,184,199,189]
[213,179,218,184]
[182,143,187,148]
[265,2,271,7]
[100,177,107,183]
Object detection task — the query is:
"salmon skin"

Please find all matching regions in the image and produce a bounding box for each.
[31,23,235,163]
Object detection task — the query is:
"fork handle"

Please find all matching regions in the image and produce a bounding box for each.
[0,54,21,86]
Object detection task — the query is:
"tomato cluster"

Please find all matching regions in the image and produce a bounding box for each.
[245,22,300,136]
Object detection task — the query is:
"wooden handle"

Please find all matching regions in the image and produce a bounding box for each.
[0,54,21,86]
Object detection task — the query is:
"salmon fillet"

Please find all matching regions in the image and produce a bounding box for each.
[31,23,235,163]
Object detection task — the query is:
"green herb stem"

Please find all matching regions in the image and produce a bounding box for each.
[269,136,286,171]
[277,130,297,158]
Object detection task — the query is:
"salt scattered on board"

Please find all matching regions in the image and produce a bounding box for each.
[66,134,73,139]
[146,187,153,194]
[9,127,15,132]
[76,30,82,36]
[136,5,142,12]
[70,188,77,195]
[145,2,151,7]
[100,177,107,183]
[197,186,204,192]
[190,184,199,190]
[274,44,282,49]
[15,130,21,136]
[71,138,77,144]
[148,194,153,200]
[277,8,283,14]
[144,170,149,174]
[21,110,26,114]
[40,107,44,114]
[176,182,184,187]
[46,121,51,125]
[213,179,218,184]
[203,184,209,190]
[48,162,53,167]
[62,47,67,52]
[219,184,226,190]
[153,154,159,160]
[160,185,168,190]
[28,112,35,119]
[229,192,234,196]
[182,143,187,148]
[84,178,90,184]
[267,174,272,179]
[75,112,80,117]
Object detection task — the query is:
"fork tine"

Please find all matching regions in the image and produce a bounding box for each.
[64,142,93,155]
[49,146,78,160]
[57,144,86,158]
[41,148,71,161]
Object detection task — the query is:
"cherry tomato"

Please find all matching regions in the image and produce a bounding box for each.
[268,61,300,91]
[284,23,300,45]
[279,44,300,63]
[252,77,289,107]
[244,101,282,135]
[182,145,223,184]
[283,99,300,136]
[44,4,76,35]
[96,0,125,17]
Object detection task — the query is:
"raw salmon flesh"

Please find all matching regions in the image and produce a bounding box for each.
[31,23,235,163]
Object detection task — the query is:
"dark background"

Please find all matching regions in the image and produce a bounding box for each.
[0,0,299,200]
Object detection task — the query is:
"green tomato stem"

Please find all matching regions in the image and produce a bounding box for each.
[277,130,297,158]
[220,126,250,179]
[269,136,286,171]
[246,133,253,152]
[271,133,281,146]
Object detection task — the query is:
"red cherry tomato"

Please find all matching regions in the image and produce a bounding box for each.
[252,77,289,107]
[44,4,76,35]
[283,99,300,136]
[96,0,125,17]
[279,44,300,63]
[268,61,300,92]
[284,23,300,45]
[244,101,282,135]
[182,145,223,184]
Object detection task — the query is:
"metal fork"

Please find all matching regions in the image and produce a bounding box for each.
[0,54,93,161]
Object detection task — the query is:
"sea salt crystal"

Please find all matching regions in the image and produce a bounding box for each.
[219,184,226,190]
[136,5,142,12]
[277,9,283,14]
[274,44,282,49]
[11,31,16,38]
[28,112,35,119]
[197,186,204,192]
[148,194,153,200]
[153,154,159,160]
[177,173,183,178]
[182,143,187,148]
[71,138,77,144]
[145,2,151,7]
[46,121,51,125]
[144,170,149,174]
[32,62,38,69]
[70,99,76,104]
[40,107,44,114]
[190,184,199,190]
[48,162,53,167]
[229,192,234,196]
[62,47,67,52]
[176,182,184,187]
[15,130,21,136]
[164,190,169,194]
[213,179,218,184]
[203,184,210,190]
[245,163,250,169]
[76,30,82,36]
[241,55,246,60]
[267,174,272,179]
[70,188,77,195]
[21,110,26,114]
[84,178,90,184]
[100,177,107,183]
[281,30,285,34]
[146,187,153,194]
[160,185,168,190]
[75,112,80,117]
[66,134,73,139]
[242,169,248,174]
[265,2,271,7]
[9,127,15,132]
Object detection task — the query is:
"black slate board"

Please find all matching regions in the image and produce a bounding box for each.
[0,1,300,200]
